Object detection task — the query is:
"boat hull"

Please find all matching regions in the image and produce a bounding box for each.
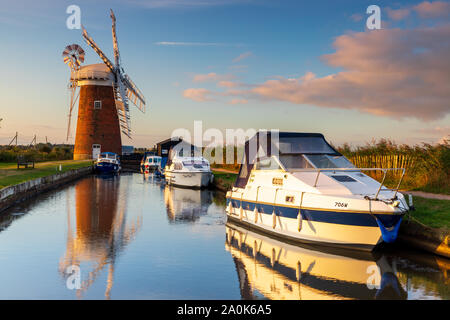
[165,171,213,188]
[94,162,120,174]
[226,197,404,251]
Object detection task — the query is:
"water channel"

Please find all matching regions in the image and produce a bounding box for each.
[0,173,448,299]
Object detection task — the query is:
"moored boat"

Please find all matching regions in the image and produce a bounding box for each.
[226,131,409,251]
[141,154,163,174]
[163,139,214,188]
[94,152,121,174]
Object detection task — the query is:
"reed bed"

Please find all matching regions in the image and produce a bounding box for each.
[209,138,450,194]
[337,139,450,194]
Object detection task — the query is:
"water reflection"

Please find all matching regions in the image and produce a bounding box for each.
[0,173,447,299]
[59,175,142,299]
[225,222,408,300]
[164,185,213,223]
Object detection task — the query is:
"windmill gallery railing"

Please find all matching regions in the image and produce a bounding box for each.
[71,69,111,81]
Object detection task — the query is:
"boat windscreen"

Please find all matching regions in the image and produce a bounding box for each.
[304,154,355,169]
[278,155,315,169]
[277,137,337,154]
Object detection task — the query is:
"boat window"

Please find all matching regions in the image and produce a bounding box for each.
[279,155,314,170]
[254,157,282,170]
[183,160,208,167]
[304,155,355,169]
[277,137,336,154]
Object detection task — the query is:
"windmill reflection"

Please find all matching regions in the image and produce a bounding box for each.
[59,175,142,299]
[225,222,407,300]
[164,185,212,223]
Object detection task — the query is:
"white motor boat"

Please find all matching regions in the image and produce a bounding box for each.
[142,155,162,174]
[164,140,214,188]
[165,156,214,188]
[226,132,409,251]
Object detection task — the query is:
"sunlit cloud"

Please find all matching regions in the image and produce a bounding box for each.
[192,72,235,83]
[217,80,237,88]
[183,88,213,101]
[413,1,450,18]
[386,7,411,20]
[183,19,450,121]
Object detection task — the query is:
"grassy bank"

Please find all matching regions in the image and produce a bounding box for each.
[212,171,237,192]
[0,160,93,189]
[407,196,450,230]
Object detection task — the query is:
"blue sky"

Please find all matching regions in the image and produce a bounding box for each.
[0,0,449,147]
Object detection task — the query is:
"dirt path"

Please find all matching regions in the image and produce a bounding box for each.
[402,191,450,201]
[212,168,239,174]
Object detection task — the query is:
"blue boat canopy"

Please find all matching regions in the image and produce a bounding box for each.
[234,131,341,188]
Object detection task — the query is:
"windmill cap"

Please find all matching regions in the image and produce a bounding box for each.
[71,63,115,86]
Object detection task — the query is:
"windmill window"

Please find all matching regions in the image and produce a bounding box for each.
[94,101,102,109]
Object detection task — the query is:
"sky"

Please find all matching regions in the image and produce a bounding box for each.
[0,0,449,148]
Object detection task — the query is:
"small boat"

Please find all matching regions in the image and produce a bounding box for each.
[141,154,163,174]
[164,140,213,188]
[94,152,121,174]
[226,131,409,251]
[165,156,214,188]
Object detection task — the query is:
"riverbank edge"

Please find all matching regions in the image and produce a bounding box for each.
[211,174,450,259]
[0,166,93,214]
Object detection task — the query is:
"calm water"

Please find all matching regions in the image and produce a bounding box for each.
[0,173,448,300]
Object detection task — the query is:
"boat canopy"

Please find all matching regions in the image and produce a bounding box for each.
[234,132,341,188]
[99,152,118,159]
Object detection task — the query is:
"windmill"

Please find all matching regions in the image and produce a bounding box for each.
[81,9,146,138]
[62,9,146,160]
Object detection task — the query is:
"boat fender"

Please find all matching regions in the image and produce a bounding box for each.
[228,201,233,215]
[375,216,403,243]
[297,211,303,232]
[272,210,277,229]
[254,207,259,223]
[239,205,244,220]
[296,261,302,281]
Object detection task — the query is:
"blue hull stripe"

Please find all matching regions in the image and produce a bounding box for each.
[227,199,402,228]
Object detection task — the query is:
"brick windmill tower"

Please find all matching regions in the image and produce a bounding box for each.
[62,10,146,160]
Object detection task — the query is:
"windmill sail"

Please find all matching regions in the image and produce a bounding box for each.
[80,9,147,139]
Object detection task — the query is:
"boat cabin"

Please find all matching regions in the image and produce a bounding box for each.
[235,132,354,188]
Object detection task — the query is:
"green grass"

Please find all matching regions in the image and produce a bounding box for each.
[0,160,93,189]
[406,196,450,230]
[0,163,15,169]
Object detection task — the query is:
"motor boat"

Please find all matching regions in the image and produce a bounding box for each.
[141,154,163,174]
[94,152,121,174]
[226,131,409,251]
[164,140,214,188]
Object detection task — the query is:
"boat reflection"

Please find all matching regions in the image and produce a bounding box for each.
[225,221,407,300]
[164,185,213,223]
[59,175,142,299]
